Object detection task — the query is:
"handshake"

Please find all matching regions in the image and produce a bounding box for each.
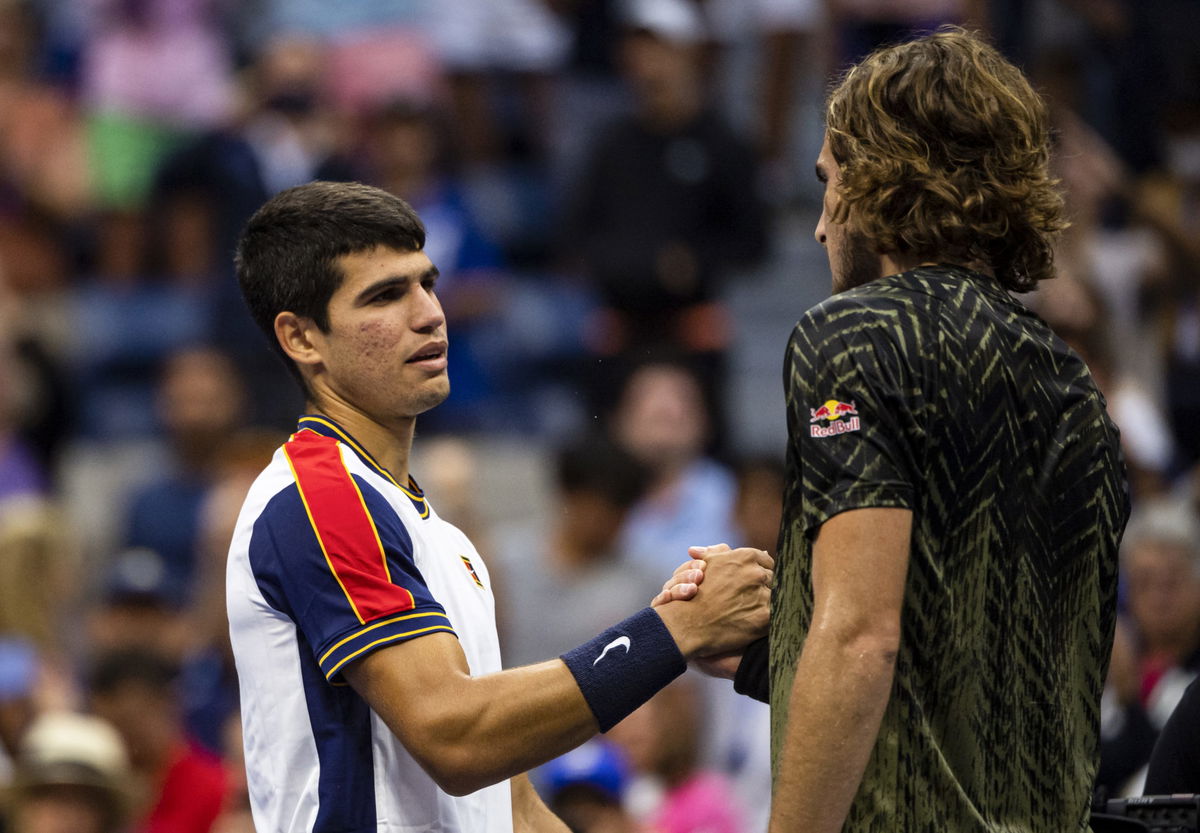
[649,544,773,677]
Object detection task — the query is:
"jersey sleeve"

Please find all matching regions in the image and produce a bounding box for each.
[784,292,926,536]
[249,434,454,683]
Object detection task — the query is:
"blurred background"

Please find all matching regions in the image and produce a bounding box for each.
[1,0,1199,831]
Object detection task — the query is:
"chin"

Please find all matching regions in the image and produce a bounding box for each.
[413,380,451,415]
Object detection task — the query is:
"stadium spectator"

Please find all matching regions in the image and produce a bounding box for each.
[607,676,746,833]
[78,0,235,213]
[701,0,825,201]
[0,349,45,503]
[179,429,281,757]
[0,638,38,783]
[566,0,768,434]
[0,0,90,219]
[425,0,570,165]
[86,548,190,662]
[66,215,215,442]
[87,649,228,833]
[1100,497,1200,794]
[121,345,245,604]
[611,358,738,577]
[493,436,659,669]
[3,711,131,833]
[829,0,981,65]
[0,500,79,714]
[1040,282,1177,500]
[537,739,638,833]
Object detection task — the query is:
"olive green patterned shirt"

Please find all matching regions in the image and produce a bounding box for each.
[771,265,1128,833]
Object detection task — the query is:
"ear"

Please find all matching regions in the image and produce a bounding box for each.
[274,311,324,372]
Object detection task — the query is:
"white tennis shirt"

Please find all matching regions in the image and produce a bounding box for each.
[227,415,512,833]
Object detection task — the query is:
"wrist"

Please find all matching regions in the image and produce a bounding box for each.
[653,603,702,660]
[560,608,687,732]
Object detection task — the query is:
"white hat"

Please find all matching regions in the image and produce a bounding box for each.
[1122,497,1200,562]
[16,711,130,795]
[620,0,706,45]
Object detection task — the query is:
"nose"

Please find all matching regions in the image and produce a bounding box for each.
[414,286,446,333]
[814,211,827,247]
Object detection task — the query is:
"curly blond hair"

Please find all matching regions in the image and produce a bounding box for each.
[826,27,1067,291]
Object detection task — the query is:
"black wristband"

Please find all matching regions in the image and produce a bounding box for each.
[734,636,770,704]
[560,607,687,732]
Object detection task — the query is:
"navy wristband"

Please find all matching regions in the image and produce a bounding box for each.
[560,607,687,732]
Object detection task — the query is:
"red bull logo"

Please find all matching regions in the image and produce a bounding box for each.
[809,399,861,438]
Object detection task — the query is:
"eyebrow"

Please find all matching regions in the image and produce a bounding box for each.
[354,265,440,305]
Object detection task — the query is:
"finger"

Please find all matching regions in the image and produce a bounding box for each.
[672,559,707,577]
[661,569,704,593]
[720,547,773,570]
[650,589,670,607]
[688,543,731,558]
[669,583,699,601]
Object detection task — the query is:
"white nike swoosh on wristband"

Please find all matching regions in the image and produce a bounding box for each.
[593,636,632,666]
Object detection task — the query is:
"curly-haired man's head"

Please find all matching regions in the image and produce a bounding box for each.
[816,27,1067,293]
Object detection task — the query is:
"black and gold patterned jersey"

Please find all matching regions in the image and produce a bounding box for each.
[771,264,1129,832]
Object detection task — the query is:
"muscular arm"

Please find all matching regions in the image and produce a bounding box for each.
[511,773,570,833]
[768,507,912,833]
[345,632,595,796]
[345,547,771,796]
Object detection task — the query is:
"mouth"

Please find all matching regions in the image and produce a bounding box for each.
[406,341,448,369]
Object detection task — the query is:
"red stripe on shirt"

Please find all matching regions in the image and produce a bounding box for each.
[284,430,415,623]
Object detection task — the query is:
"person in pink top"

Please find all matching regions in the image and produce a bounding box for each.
[609,677,745,833]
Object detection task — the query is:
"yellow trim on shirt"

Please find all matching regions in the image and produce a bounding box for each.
[325,625,456,679]
[318,610,452,666]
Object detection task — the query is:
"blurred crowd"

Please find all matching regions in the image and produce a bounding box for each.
[0,0,1199,831]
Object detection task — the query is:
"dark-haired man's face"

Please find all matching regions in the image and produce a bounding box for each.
[305,246,450,423]
[815,134,880,294]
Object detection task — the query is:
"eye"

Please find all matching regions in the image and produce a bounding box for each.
[369,287,401,304]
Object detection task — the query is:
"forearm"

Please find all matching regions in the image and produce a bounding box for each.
[512,773,571,833]
[381,658,598,795]
[769,629,897,833]
[351,609,688,795]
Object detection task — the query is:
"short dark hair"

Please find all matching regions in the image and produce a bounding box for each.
[87,649,179,699]
[234,181,426,382]
[556,437,647,510]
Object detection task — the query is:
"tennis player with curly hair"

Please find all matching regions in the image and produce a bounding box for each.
[664,26,1130,833]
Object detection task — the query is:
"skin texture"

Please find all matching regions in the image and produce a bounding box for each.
[275,245,774,811]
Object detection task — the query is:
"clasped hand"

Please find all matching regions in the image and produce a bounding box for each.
[652,544,773,677]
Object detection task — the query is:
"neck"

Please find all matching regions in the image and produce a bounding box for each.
[308,397,416,483]
[880,254,993,279]
[880,251,924,277]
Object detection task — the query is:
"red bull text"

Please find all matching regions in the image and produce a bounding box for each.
[809,399,861,437]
